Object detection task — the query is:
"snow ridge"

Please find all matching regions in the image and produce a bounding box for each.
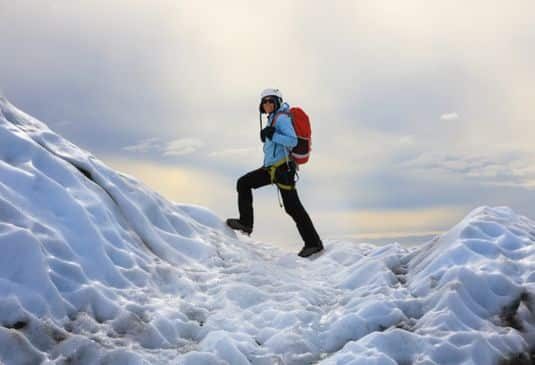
[0,97,534,364]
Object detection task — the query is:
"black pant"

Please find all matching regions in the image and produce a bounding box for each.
[236,167,321,247]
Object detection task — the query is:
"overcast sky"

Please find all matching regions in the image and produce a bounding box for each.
[1,0,534,250]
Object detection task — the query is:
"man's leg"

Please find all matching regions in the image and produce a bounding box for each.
[236,167,271,229]
[280,187,322,248]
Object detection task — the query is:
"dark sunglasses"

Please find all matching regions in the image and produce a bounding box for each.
[262,98,276,104]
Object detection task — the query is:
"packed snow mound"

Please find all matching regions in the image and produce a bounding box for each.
[0,97,534,364]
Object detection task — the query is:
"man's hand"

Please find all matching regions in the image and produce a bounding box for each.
[260,126,276,142]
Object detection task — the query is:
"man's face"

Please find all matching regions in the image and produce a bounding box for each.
[262,97,276,114]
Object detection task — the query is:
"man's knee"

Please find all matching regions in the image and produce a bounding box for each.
[237,175,249,192]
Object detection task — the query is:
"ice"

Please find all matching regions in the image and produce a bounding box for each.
[0,96,534,364]
[0,327,45,365]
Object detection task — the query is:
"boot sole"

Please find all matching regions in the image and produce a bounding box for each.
[226,221,252,236]
[298,247,324,258]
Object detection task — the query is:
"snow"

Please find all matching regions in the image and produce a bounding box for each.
[0,95,534,364]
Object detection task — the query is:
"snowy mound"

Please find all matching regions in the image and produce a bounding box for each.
[0,97,534,364]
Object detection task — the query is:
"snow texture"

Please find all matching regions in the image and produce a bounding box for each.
[0,96,534,364]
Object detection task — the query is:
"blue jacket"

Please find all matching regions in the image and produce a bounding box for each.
[263,102,297,167]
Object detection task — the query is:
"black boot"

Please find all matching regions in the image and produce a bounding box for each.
[298,241,324,257]
[226,218,252,235]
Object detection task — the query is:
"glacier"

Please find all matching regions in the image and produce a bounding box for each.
[0,96,533,364]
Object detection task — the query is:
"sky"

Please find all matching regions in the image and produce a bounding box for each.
[1,0,534,251]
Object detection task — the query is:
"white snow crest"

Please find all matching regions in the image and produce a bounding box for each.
[0,98,534,364]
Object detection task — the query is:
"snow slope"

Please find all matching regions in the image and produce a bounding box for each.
[0,96,534,364]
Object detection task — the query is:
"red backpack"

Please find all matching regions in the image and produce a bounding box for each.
[273,107,312,164]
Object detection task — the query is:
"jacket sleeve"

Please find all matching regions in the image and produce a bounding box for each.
[272,114,297,148]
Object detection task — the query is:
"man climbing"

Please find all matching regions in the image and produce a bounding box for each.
[226,88,324,257]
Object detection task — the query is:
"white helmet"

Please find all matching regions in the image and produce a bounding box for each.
[260,88,283,101]
[259,88,283,113]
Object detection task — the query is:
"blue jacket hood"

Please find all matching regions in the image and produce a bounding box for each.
[268,102,290,124]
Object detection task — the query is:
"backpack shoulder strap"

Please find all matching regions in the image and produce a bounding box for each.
[271,111,291,126]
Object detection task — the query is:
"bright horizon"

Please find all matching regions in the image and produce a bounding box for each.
[1,0,534,250]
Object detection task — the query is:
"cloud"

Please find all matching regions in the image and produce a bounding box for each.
[399,135,414,145]
[440,113,459,121]
[123,138,162,153]
[319,206,466,236]
[208,148,257,158]
[402,149,535,189]
[104,156,234,209]
[123,138,204,157]
[163,138,204,156]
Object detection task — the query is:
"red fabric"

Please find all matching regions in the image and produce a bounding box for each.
[289,107,311,164]
[289,107,311,138]
[273,107,312,164]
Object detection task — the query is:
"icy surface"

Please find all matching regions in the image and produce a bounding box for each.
[0,96,534,364]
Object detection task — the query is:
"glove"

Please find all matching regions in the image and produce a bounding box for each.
[260,126,276,142]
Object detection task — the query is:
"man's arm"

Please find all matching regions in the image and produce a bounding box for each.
[272,115,297,148]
